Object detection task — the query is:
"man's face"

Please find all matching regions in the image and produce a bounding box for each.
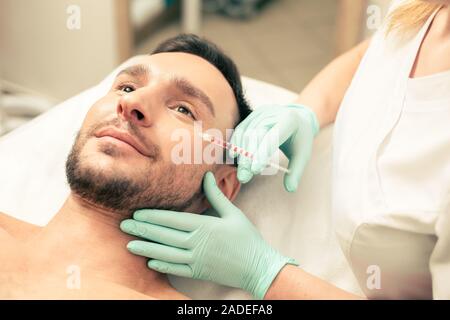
[66,53,238,216]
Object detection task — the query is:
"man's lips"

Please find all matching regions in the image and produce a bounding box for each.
[94,127,149,157]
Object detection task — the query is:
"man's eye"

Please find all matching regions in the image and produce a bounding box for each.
[175,105,195,119]
[118,84,135,93]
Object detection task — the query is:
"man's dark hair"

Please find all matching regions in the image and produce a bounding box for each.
[152,34,252,126]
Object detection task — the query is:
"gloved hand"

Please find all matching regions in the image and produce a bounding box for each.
[120,171,298,299]
[230,103,319,192]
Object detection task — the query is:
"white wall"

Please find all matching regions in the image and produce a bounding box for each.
[0,0,122,101]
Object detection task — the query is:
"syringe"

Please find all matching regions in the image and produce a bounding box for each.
[200,132,290,174]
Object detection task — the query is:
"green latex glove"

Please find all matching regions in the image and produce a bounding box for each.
[120,171,298,299]
[230,103,319,192]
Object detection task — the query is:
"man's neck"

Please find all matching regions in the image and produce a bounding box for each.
[31,193,185,299]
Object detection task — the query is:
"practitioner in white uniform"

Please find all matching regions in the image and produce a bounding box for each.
[120,0,450,299]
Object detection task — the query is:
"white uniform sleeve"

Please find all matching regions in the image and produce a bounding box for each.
[430,197,450,299]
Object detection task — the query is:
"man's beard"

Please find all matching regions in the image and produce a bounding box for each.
[65,119,208,218]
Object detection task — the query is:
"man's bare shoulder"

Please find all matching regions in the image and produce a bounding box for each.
[0,211,43,241]
[0,269,160,300]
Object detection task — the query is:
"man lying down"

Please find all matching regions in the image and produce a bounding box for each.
[0,34,252,299]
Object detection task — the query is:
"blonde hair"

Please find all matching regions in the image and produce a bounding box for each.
[386,0,441,36]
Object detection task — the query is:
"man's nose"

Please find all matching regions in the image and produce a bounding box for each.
[116,91,153,127]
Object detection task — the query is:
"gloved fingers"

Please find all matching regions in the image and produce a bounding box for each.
[133,209,207,232]
[229,111,260,158]
[251,112,298,174]
[236,130,263,183]
[237,112,280,157]
[237,115,276,153]
[283,128,314,193]
[203,172,240,218]
[229,109,276,158]
[147,260,193,278]
[241,112,278,135]
[127,240,193,264]
[236,125,271,182]
[236,156,254,184]
[120,219,191,249]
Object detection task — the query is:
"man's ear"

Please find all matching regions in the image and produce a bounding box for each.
[198,165,240,213]
[189,166,241,214]
[213,165,241,202]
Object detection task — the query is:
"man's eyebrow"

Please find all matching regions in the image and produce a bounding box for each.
[116,64,150,80]
[171,77,216,117]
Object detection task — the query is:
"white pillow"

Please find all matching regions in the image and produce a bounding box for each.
[0,55,362,299]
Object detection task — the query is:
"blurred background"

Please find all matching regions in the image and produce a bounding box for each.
[0,0,392,136]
